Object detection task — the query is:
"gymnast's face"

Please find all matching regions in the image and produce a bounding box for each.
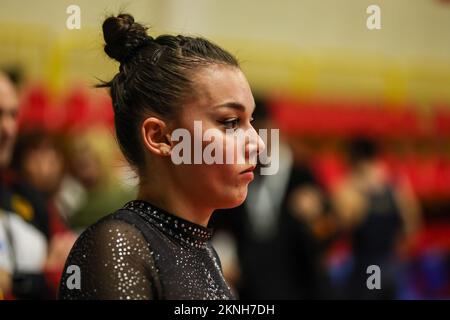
[168,64,265,210]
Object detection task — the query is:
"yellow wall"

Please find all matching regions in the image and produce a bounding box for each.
[0,0,449,107]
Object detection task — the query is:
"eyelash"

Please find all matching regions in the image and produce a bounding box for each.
[219,117,255,130]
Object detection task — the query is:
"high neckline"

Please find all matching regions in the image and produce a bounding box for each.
[123,200,213,248]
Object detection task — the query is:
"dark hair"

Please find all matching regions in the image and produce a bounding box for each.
[98,13,239,170]
[347,137,379,165]
[11,130,62,171]
[2,66,23,87]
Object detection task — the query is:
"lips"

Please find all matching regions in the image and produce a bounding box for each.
[240,165,256,174]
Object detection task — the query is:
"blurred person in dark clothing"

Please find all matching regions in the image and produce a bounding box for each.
[0,71,74,299]
[332,137,422,299]
[11,130,77,285]
[11,130,75,233]
[210,98,333,299]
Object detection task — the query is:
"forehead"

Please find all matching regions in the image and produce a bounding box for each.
[188,65,254,112]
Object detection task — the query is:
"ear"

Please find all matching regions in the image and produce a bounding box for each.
[141,117,173,157]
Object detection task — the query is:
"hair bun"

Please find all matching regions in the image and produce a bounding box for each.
[102,13,151,63]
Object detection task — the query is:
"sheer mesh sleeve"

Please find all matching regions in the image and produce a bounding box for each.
[58,218,158,300]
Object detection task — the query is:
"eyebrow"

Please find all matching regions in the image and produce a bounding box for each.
[213,102,256,114]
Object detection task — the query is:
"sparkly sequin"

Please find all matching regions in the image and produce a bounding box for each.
[58,200,234,300]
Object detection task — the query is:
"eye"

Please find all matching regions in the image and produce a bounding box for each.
[219,118,240,130]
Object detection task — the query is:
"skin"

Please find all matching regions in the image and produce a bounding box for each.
[22,145,65,196]
[0,73,19,170]
[138,64,265,227]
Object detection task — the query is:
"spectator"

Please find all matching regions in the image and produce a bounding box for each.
[332,137,422,299]
[210,98,332,299]
[0,71,75,299]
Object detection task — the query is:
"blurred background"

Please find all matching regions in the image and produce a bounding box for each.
[0,0,449,299]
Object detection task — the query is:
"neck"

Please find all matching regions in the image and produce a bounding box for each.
[137,172,213,228]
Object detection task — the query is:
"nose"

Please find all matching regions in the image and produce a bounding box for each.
[245,127,266,163]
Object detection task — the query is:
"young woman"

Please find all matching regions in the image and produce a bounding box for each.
[58,13,265,300]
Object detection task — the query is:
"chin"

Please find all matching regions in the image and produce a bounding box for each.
[217,188,248,209]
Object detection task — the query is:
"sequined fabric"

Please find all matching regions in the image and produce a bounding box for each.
[58,200,234,300]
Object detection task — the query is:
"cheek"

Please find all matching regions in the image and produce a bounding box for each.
[174,162,249,208]
[202,132,246,166]
[221,133,247,164]
[202,133,250,178]
[202,165,249,208]
[171,124,251,208]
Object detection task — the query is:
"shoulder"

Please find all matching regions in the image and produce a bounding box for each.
[61,208,151,275]
[59,209,159,300]
[71,209,148,253]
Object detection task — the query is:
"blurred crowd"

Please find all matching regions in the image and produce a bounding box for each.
[0,68,449,299]
[0,70,135,299]
[210,99,449,300]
